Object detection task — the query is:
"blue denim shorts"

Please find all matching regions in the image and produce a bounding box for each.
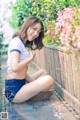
[5,79,26,102]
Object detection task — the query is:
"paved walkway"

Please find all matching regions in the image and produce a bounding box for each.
[0,55,79,120]
[27,63,78,120]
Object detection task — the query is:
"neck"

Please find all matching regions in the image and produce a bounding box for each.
[22,37,28,44]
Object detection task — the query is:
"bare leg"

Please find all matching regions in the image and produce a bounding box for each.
[26,69,48,82]
[12,75,54,103]
[31,69,48,79]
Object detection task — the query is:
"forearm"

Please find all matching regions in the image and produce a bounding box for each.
[11,58,32,72]
[10,50,35,72]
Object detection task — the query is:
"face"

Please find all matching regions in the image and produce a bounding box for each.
[27,23,41,41]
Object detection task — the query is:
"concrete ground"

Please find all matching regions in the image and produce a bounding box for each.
[0,55,79,120]
[27,63,79,120]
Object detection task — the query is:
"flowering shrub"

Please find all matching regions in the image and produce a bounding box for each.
[44,20,61,46]
[44,21,55,45]
[53,7,80,53]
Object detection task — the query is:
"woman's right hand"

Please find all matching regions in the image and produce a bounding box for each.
[29,50,35,61]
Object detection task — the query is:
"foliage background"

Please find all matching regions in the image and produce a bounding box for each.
[9,0,80,46]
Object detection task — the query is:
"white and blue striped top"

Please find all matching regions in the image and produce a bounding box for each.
[7,37,30,73]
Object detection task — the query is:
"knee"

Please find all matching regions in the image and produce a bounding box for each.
[46,75,54,86]
[40,75,54,87]
[37,75,54,88]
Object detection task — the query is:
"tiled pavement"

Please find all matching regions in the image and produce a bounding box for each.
[0,56,79,120]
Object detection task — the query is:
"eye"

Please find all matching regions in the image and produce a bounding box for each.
[33,28,36,30]
[33,27,41,34]
[38,30,41,33]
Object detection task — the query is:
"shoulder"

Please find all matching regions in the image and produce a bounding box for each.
[9,37,22,45]
[8,37,23,53]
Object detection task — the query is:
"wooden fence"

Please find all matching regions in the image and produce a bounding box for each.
[33,46,80,115]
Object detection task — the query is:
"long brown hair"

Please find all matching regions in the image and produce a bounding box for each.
[13,16,44,50]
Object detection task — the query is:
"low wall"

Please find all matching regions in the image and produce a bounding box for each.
[34,46,80,115]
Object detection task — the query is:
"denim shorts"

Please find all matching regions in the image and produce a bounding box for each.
[5,79,26,102]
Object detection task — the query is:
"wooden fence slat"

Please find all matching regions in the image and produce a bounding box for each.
[51,49,56,80]
[54,49,62,85]
[34,46,80,114]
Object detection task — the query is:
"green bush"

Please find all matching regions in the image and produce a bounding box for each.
[9,0,79,45]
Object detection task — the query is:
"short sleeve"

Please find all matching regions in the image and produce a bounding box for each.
[9,37,22,54]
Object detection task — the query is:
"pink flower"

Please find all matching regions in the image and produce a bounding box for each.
[76,42,80,49]
[52,7,80,53]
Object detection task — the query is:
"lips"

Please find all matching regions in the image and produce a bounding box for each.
[28,36,35,41]
[31,35,36,39]
[28,34,37,41]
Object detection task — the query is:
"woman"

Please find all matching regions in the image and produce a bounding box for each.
[5,16,54,103]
